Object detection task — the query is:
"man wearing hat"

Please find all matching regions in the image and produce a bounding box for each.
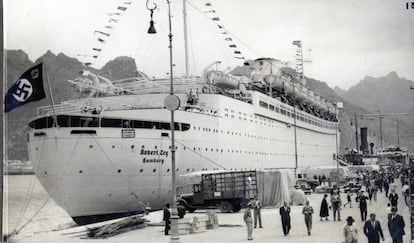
[363,213,384,243]
[357,189,368,221]
[344,216,358,243]
[388,188,399,208]
[387,207,405,243]
[243,201,253,241]
[279,201,291,236]
[251,196,263,228]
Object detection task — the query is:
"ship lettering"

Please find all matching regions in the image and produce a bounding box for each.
[142,158,164,164]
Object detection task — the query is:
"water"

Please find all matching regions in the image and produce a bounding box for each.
[4,175,75,238]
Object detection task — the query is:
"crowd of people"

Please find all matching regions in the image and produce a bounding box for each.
[160,165,410,242]
[241,165,410,242]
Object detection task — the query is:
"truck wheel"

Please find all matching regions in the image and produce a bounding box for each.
[219,201,233,213]
[187,207,196,213]
[232,203,242,212]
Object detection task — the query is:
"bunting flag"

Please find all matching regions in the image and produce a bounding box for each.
[94,31,111,37]
[107,12,121,16]
[292,40,301,47]
[204,1,245,60]
[98,38,107,43]
[79,0,134,67]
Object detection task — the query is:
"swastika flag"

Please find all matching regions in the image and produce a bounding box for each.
[4,63,46,112]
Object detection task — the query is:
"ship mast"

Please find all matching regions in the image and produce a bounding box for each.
[182,0,190,77]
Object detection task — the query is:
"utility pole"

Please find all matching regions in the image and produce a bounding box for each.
[379,111,383,151]
[397,119,400,148]
[354,113,358,151]
[293,85,298,179]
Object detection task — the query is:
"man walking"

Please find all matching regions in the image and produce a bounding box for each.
[388,189,399,208]
[330,190,342,221]
[163,203,171,235]
[357,189,368,221]
[243,201,253,241]
[252,197,263,228]
[384,180,390,197]
[302,200,314,236]
[344,216,358,243]
[363,213,384,243]
[279,201,291,236]
[388,207,405,243]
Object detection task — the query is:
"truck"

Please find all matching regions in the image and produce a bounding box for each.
[178,170,258,213]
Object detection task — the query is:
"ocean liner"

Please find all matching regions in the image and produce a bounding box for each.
[27,3,340,225]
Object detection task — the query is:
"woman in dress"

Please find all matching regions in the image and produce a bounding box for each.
[319,194,329,221]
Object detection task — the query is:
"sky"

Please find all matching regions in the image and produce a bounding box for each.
[5,0,414,89]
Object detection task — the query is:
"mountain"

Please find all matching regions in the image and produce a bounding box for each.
[337,72,414,113]
[334,72,414,152]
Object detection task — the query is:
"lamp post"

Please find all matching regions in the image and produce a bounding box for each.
[147,1,180,242]
[335,102,343,186]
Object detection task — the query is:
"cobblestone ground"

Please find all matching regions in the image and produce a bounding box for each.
[11,178,411,243]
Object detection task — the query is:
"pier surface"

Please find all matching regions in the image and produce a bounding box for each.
[6,175,411,243]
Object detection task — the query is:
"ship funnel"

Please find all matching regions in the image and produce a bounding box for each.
[360,127,368,154]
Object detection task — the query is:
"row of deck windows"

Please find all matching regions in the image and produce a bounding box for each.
[259,100,336,129]
[29,115,190,131]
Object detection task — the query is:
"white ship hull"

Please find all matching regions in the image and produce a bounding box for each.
[28,92,338,224]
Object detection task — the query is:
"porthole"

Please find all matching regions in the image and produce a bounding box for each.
[89,145,93,149]
[131,145,135,149]
[117,169,121,173]
[79,170,83,174]
[176,168,179,171]
[139,169,143,173]
[153,169,156,173]
[186,169,190,172]
[155,146,158,149]
[44,171,47,175]
[36,147,39,151]
[167,169,170,172]
[112,145,115,148]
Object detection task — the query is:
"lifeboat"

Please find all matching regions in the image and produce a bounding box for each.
[206,70,240,89]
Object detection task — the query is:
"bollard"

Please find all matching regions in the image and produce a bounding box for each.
[190,216,199,233]
[206,210,218,229]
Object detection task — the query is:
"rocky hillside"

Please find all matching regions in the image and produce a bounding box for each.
[334,72,414,152]
[335,72,414,113]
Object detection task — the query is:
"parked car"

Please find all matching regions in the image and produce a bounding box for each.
[314,185,334,194]
[295,180,312,195]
